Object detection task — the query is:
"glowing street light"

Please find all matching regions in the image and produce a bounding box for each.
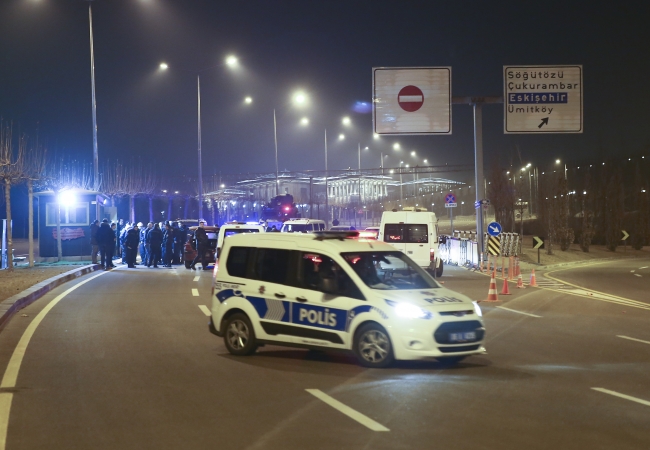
[300,117,309,126]
[393,143,400,150]
[338,134,345,140]
[342,117,351,126]
[244,96,252,104]
[225,55,238,67]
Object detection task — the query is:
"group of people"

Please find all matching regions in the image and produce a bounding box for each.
[90,219,191,270]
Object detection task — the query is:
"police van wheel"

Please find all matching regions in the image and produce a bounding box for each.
[224,314,257,356]
[353,323,394,368]
[435,260,444,277]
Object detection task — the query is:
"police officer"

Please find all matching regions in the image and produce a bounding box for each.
[147,223,163,268]
[137,222,146,265]
[96,219,112,269]
[125,223,140,268]
[172,222,183,265]
[162,223,174,268]
[190,220,209,270]
[90,219,100,264]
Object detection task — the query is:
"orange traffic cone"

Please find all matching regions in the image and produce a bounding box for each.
[529,269,538,287]
[500,277,511,295]
[516,273,526,289]
[484,270,499,302]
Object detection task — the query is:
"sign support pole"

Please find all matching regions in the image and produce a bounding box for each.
[473,103,485,262]
[450,205,454,236]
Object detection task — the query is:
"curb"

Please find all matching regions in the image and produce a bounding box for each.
[0,264,102,331]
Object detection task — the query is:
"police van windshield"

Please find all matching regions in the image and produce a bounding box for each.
[282,224,312,232]
[341,251,440,290]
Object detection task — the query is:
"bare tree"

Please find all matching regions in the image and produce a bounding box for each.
[487,163,515,231]
[0,121,26,270]
[22,136,47,267]
[604,168,624,251]
[579,172,595,252]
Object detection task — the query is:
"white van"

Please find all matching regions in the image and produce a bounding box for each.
[281,218,326,233]
[379,208,443,277]
[216,222,265,258]
[209,232,485,368]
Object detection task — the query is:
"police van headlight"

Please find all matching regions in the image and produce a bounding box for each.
[385,300,428,319]
[472,301,483,317]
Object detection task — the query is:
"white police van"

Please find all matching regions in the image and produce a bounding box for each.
[209,231,485,368]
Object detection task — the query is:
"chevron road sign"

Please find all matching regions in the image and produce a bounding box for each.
[621,230,629,241]
[533,236,545,249]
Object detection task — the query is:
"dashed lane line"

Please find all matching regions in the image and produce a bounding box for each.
[192,288,199,297]
[617,335,650,346]
[495,306,542,318]
[634,274,642,277]
[193,276,200,282]
[0,270,109,450]
[198,305,211,316]
[306,389,389,432]
[592,388,650,407]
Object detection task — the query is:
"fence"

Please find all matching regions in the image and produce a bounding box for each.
[439,232,520,267]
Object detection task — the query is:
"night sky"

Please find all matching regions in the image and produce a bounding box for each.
[1,0,648,179]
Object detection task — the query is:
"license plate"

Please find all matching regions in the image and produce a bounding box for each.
[449,331,476,343]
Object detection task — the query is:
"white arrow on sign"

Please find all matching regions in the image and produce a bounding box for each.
[533,236,544,249]
[621,230,629,241]
[489,225,500,233]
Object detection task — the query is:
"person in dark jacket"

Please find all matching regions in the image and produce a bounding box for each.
[90,219,100,264]
[106,222,117,267]
[190,221,209,270]
[172,223,183,265]
[162,223,174,268]
[120,222,131,264]
[125,224,140,268]
[147,223,163,268]
[95,219,113,269]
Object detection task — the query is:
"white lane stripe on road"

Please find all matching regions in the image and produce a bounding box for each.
[617,335,650,346]
[640,266,648,269]
[634,274,642,277]
[592,388,650,407]
[198,305,211,316]
[193,276,200,282]
[306,389,389,432]
[192,288,199,297]
[0,270,108,450]
[495,306,542,318]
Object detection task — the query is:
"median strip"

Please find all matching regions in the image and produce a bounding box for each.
[592,388,650,407]
[306,389,389,432]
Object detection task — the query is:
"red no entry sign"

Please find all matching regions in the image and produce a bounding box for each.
[398,85,424,112]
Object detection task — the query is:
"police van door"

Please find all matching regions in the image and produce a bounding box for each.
[403,223,430,267]
[287,251,361,349]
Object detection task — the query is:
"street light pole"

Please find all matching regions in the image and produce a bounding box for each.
[358,142,361,205]
[197,75,203,220]
[274,109,279,195]
[88,2,99,191]
[324,129,329,228]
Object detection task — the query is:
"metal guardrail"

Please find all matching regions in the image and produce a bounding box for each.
[440,232,520,267]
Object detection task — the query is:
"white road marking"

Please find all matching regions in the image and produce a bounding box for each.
[495,306,542,318]
[0,270,108,450]
[592,388,650,407]
[617,335,650,346]
[306,389,389,432]
[640,266,648,269]
[193,276,200,282]
[198,305,211,316]
[630,270,635,273]
[192,288,199,297]
[634,274,642,277]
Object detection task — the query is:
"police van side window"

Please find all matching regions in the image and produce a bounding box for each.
[252,248,294,285]
[299,252,365,300]
[226,246,252,278]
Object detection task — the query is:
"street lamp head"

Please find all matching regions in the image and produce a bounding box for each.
[159,62,168,70]
[342,117,351,126]
[423,159,428,164]
[225,55,238,67]
[393,143,400,150]
[244,96,252,104]
[300,117,309,126]
[555,159,561,164]
[364,146,369,150]
[293,91,307,106]
[338,134,345,140]
[411,151,416,156]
